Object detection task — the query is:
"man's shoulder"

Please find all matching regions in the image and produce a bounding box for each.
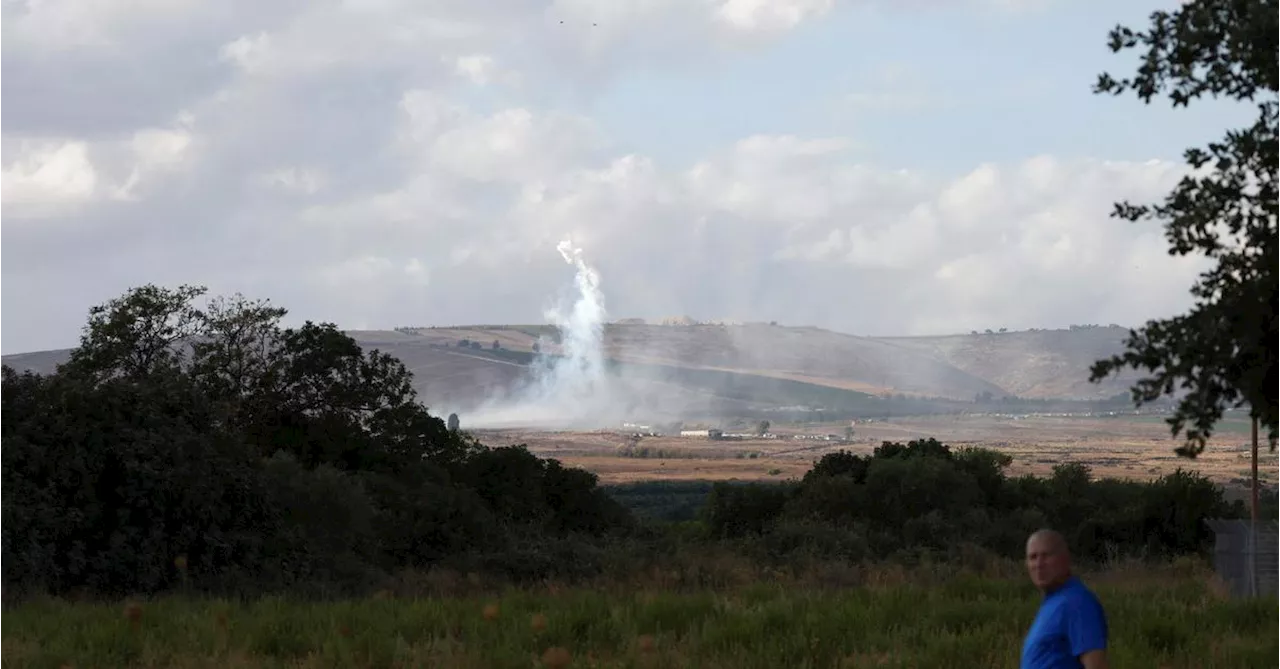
[1061,579,1107,614]
[1066,578,1102,599]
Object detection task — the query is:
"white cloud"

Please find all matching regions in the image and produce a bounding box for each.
[132,125,194,168]
[2,0,208,51]
[328,112,1202,337]
[453,52,524,88]
[426,107,605,183]
[219,33,273,74]
[0,0,1218,354]
[3,112,196,212]
[111,123,196,201]
[713,0,835,34]
[1,140,99,216]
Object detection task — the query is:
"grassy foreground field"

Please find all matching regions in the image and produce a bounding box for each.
[5,567,1275,669]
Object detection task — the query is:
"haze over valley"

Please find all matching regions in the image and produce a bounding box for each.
[2,318,1148,427]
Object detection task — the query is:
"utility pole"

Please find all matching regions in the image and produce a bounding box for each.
[1250,415,1259,524]
[1249,414,1259,598]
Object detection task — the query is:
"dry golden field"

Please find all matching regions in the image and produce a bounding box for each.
[475,412,1276,490]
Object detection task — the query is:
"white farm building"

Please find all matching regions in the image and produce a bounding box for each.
[680,429,724,439]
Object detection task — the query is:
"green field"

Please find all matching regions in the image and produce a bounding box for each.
[6,566,1274,669]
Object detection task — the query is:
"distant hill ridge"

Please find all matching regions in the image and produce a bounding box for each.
[3,324,1141,413]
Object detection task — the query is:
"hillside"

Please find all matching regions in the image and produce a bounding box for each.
[2,324,1140,419]
[386,322,1137,402]
[885,326,1143,399]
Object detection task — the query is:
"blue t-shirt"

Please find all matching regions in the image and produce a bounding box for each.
[1021,576,1108,669]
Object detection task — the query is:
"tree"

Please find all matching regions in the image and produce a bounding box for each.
[63,284,208,382]
[803,450,869,485]
[1,364,273,596]
[251,321,454,470]
[0,366,45,421]
[1089,0,1278,456]
[2,283,635,598]
[189,293,288,431]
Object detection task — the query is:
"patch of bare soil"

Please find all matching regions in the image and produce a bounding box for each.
[472,414,1277,489]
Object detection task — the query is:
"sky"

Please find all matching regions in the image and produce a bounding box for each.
[0,0,1250,354]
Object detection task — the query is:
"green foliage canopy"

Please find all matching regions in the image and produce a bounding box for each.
[1089,0,1278,455]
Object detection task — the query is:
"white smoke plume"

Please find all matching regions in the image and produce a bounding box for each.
[462,238,623,428]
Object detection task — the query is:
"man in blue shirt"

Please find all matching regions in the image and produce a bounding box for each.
[1021,529,1110,669]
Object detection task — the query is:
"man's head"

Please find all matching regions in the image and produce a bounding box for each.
[1025,529,1072,592]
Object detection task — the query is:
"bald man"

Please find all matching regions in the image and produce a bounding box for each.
[1020,530,1109,669]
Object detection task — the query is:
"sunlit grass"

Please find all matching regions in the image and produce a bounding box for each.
[5,565,1275,669]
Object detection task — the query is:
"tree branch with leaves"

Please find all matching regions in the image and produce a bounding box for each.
[1089,0,1277,456]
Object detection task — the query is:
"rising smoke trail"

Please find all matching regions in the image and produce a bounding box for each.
[463,238,618,428]
[543,239,609,402]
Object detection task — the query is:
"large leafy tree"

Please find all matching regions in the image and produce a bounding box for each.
[190,293,289,431]
[5,283,632,597]
[249,320,460,470]
[61,284,471,469]
[1089,0,1278,456]
[62,284,208,382]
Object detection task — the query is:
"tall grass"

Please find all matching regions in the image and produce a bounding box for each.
[4,563,1274,668]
